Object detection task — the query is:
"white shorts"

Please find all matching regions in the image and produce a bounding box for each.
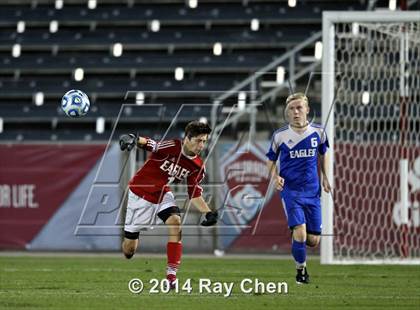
[124,189,177,233]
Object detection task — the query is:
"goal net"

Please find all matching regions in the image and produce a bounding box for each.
[321,11,420,264]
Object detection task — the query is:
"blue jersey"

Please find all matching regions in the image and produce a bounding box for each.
[266,123,329,197]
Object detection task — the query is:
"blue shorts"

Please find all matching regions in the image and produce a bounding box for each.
[280,192,322,235]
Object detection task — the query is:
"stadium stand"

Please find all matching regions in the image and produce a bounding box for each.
[0,0,371,140]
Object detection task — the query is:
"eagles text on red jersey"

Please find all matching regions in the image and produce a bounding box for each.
[129,139,205,204]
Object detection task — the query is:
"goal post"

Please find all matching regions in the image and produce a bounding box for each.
[321,11,420,264]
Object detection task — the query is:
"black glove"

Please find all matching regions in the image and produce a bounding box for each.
[201,211,218,226]
[119,133,138,151]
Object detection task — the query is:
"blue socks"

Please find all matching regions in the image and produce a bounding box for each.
[292,240,306,267]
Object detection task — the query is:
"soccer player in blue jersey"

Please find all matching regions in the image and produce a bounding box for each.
[266,92,331,284]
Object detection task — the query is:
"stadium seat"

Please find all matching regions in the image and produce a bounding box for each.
[0,0,365,140]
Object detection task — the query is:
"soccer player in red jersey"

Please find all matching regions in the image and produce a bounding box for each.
[119,121,218,288]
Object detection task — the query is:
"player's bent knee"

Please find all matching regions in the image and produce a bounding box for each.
[306,233,320,247]
[306,238,320,248]
[292,225,307,242]
[122,238,138,259]
[166,214,181,226]
[158,206,181,224]
[122,245,136,259]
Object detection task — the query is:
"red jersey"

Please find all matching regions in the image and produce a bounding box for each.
[128,138,205,204]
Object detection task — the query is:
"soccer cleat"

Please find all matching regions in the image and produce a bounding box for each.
[295,267,310,284]
[166,274,177,290]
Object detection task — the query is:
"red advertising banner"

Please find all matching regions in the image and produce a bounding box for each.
[0,144,105,249]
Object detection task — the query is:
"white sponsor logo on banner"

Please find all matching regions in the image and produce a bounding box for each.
[0,184,39,208]
[393,157,420,227]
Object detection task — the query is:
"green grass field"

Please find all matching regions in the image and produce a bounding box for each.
[1,255,419,309]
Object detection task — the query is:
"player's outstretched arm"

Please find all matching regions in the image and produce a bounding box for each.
[119,133,147,151]
[190,196,218,226]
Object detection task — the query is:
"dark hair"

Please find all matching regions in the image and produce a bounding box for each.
[184,121,212,138]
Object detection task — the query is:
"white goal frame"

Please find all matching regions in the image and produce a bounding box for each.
[321,11,420,265]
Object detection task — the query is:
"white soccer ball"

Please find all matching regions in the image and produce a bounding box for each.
[61,89,90,118]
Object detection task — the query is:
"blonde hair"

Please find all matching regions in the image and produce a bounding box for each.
[286,92,309,106]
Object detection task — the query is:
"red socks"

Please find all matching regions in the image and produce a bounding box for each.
[166,242,182,278]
